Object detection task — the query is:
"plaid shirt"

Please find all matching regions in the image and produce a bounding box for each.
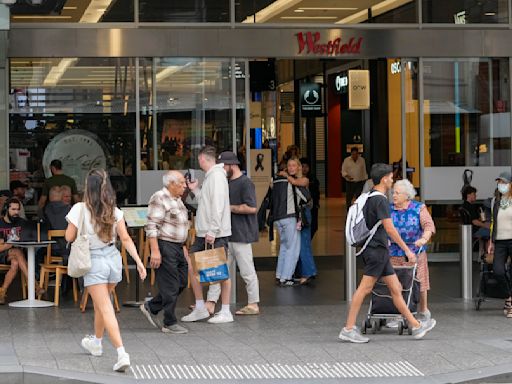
[145,188,189,244]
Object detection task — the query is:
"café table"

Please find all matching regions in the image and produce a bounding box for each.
[7,240,55,308]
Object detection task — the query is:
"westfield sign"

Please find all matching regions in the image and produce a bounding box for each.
[296,32,363,56]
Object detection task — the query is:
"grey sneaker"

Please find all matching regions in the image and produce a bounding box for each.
[162,323,189,334]
[412,318,436,339]
[417,310,431,321]
[338,327,369,343]
[140,302,161,329]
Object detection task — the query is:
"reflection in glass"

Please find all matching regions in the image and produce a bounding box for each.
[422,0,508,23]
[10,0,134,23]
[424,59,510,167]
[139,0,229,22]
[9,58,137,204]
[237,0,417,23]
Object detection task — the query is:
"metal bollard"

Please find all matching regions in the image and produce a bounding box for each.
[345,241,357,302]
[229,258,237,305]
[460,224,473,300]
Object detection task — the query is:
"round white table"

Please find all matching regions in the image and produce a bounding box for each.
[7,240,56,308]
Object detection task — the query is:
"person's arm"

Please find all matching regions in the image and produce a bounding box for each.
[341,158,350,179]
[0,240,12,252]
[65,223,78,243]
[287,175,309,188]
[38,195,48,209]
[472,218,490,229]
[415,205,435,247]
[145,195,165,268]
[382,218,416,262]
[231,204,257,214]
[117,219,146,280]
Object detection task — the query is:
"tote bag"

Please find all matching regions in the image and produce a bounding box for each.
[190,245,229,285]
[67,204,92,278]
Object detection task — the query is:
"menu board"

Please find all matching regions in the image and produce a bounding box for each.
[121,207,148,228]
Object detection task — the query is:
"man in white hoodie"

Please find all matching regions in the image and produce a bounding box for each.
[181,146,233,324]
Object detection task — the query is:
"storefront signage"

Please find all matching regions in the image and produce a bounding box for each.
[296,32,363,56]
[300,83,322,117]
[42,129,108,191]
[348,70,370,110]
[454,11,466,24]
[334,73,348,94]
[390,61,401,74]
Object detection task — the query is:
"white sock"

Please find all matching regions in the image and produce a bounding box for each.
[221,304,231,314]
[117,346,126,358]
[93,336,102,346]
[195,300,205,310]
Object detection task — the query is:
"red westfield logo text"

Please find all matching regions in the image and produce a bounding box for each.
[296,32,363,55]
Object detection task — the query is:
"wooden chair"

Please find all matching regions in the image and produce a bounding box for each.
[0,265,27,300]
[80,287,120,313]
[38,230,78,306]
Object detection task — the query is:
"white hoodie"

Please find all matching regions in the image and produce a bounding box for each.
[194,163,232,238]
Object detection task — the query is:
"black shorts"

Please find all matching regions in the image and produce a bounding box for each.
[361,246,395,277]
[0,250,8,265]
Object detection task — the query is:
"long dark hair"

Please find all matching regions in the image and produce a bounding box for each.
[83,169,116,242]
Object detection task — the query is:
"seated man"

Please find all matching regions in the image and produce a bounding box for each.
[0,198,43,304]
[461,186,490,239]
[43,186,71,264]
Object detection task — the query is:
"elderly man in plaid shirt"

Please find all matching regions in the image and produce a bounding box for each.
[140,171,190,334]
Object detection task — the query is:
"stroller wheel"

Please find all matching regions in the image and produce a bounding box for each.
[361,320,367,334]
[474,298,481,311]
[371,320,378,334]
[407,326,413,335]
[398,321,404,335]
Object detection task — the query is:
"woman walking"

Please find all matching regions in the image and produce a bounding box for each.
[388,179,435,323]
[488,171,512,317]
[65,169,146,372]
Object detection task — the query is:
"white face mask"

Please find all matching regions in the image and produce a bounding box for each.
[498,183,510,194]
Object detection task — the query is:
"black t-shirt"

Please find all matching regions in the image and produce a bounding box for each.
[0,218,22,242]
[229,175,259,244]
[462,200,480,232]
[363,191,390,248]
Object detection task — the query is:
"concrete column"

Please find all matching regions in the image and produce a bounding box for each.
[0,30,8,188]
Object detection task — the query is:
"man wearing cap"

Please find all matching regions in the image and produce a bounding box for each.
[339,163,436,343]
[38,159,79,209]
[206,151,260,315]
[488,171,512,317]
[9,181,27,219]
[180,145,233,324]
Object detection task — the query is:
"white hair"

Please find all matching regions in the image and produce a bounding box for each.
[162,171,179,187]
[394,179,417,200]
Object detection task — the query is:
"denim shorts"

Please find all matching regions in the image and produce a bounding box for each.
[83,245,122,287]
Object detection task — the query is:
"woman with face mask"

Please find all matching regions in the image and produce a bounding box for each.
[488,171,512,318]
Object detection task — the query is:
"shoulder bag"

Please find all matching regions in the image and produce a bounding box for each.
[67,203,92,278]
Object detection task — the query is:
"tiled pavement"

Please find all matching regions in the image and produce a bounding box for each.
[2,280,512,384]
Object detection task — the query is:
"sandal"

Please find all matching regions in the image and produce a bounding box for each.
[235,305,260,316]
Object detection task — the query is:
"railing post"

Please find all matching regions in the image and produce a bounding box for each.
[460,224,473,300]
[345,240,357,302]
[230,258,237,305]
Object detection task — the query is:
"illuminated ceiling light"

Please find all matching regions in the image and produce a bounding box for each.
[294,9,304,13]
[336,9,368,24]
[12,15,72,19]
[80,0,113,23]
[371,0,412,17]
[281,16,337,19]
[299,7,358,11]
[485,12,496,16]
[63,6,77,10]
[43,58,78,86]
[242,0,301,23]
[155,62,192,82]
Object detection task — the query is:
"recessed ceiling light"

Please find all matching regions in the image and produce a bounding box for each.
[294,9,304,13]
[485,12,496,16]
[281,16,337,19]
[299,7,358,10]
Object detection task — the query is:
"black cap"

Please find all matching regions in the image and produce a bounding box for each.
[0,190,11,198]
[217,151,240,165]
[10,180,28,191]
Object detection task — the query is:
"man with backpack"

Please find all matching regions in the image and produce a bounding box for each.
[339,163,436,343]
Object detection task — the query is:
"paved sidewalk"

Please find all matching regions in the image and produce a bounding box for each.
[1,290,512,383]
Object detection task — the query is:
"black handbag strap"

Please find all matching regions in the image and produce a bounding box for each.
[292,185,300,222]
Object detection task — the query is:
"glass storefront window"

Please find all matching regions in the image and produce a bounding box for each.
[139,0,229,22]
[9,58,137,208]
[422,0,508,23]
[154,58,233,171]
[424,58,510,167]
[10,0,134,23]
[236,0,417,24]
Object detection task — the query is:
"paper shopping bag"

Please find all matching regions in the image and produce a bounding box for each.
[191,245,229,285]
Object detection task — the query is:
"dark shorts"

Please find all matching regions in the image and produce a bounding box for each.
[0,250,7,264]
[361,246,395,277]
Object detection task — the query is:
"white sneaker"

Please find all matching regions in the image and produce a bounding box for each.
[207,311,234,324]
[386,319,401,329]
[81,335,102,357]
[181,307,210,322]
[113,352,130,372]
